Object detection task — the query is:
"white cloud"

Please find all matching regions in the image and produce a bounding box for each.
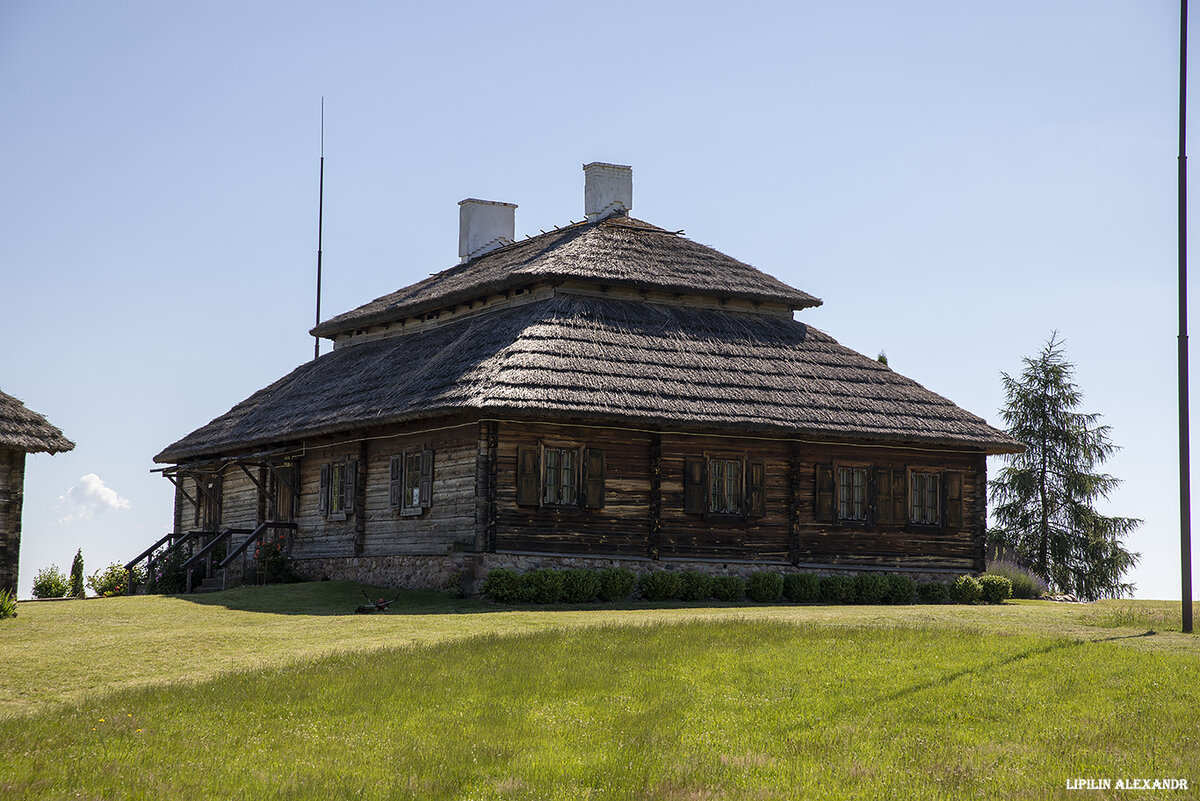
[57,473,131,524]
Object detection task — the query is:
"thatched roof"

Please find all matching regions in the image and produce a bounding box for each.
[0,390,74,454]
[311,216,822,338]
[157,294,1020,463]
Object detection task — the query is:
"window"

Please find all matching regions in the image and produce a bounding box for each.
[837,466,867,522]
[815,464,870,525]
[709,458,744,515]
[684,455,765,518]
[817,462,964,529]
[404,451,422,508]
[193,473,223,530]
[516,443,605,509]
[390,449,434,515]
[328,462,347,519]
[268,464,298,522]
[319,458,356,521]
[542,447,579,506]
[909,471,940,526]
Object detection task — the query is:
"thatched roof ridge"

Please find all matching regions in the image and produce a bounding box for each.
[311,215,821,338]
[0,390,74,454]
[158,295,1020,463]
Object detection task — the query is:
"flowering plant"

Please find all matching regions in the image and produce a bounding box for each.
[254,531,292,584]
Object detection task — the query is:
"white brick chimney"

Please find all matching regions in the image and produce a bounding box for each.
[583,162,632,222]
[458,198,517,263]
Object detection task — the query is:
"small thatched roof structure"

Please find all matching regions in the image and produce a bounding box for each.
[157,294,1021,463]
[312,216,822,338]
[0,390,74,454]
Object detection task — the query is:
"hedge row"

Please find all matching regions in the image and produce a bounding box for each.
[481,568,1013,606]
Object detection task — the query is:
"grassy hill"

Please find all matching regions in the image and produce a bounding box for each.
[1,583,1197,800]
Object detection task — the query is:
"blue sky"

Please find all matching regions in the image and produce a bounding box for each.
[2,1,1189,599]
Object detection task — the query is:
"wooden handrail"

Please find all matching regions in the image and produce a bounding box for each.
[181,528,254,570]
[124,532,175,571]
[219,521,297,568]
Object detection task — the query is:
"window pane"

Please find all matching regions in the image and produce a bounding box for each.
[403,452,421,508]
[710,460,724,512]
[542,448,578,505]
[562,450,577,504]
[908,472,939,524]
[853,468,865,520]
[331,465,344,513]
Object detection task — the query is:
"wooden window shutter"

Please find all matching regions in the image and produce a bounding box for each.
[683,457,706,514]
[517,446,540,507]
[318,464,330,516]
[584,448,606,509]
[345,459,358,517]
[944,471,964,529]
[873,468,893,524]
[890,470,907,524]
[815,465,834,523]
[748,462,766,517]
[388,455,402,511]
[419,449,434,509]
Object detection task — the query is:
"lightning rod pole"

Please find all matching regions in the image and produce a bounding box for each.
[1180,0,1193,633]
[314,98,325,361]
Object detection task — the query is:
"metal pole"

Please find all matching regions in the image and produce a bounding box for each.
[314,98,325,361]
[1180,0,1193,633]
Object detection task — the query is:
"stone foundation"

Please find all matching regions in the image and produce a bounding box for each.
[292,554,476,592]
[289,551,967,594]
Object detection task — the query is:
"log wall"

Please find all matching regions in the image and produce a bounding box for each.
[491,422,985,573]
[493,421,654,557]
[221,468,259,530]
[291,424,477,561]
[657,433,793,561]
[162,419,988,580]
[0,449,26,595]
[791,444,983,573]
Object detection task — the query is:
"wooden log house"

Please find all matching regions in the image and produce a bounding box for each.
[0,390,74,595]
[149,163,1021,592]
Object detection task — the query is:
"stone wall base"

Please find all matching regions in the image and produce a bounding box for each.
[290,551,968,594]
[291,554,476,592]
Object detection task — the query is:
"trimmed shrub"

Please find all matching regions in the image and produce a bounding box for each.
[481,568,523,604]
[87,563,144,598]
[69,549,85,598]
[31,565,69,599]
[746,571,784,603]
[951,575,983,605]
[596,568,636,602]
[0,589,16,620]
[561,569,600,604]
[916,581,949,604]
[818,575,854,604]
[677,570,713,602]
[519,569,564,604]
[985,559,1048,600]
[853,574,889,605]
[783,572,820,603]
[711,575,746,602]
[980,574,1013,604]
[883,574,916,605]
[639,571,682,602]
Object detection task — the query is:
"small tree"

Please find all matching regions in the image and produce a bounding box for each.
[990,333,1140,600]
[69,549,85,597]
[31,565,69,599]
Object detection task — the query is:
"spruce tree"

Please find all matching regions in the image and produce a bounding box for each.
[989,333,1140,600]
[69,549,85,598]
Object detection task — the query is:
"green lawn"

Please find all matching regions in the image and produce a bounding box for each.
[1,584,1197,800]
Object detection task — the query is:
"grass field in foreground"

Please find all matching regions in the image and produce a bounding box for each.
[1,584,1198,800]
